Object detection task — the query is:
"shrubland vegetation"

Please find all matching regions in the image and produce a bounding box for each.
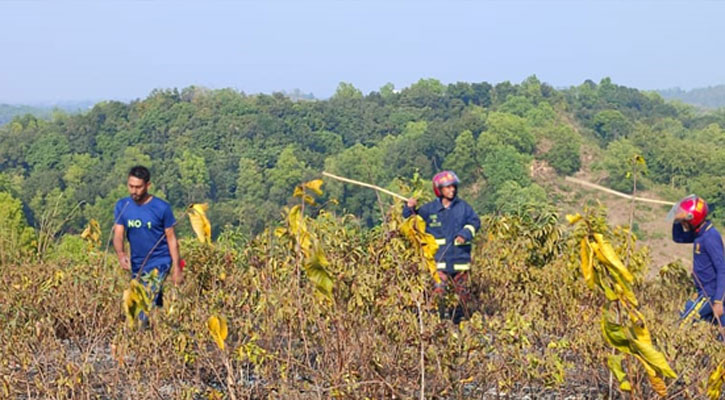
[3,76,725,398]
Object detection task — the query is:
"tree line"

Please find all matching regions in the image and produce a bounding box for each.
[2,76,725,241]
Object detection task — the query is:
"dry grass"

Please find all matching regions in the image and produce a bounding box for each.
[0,206,723,399]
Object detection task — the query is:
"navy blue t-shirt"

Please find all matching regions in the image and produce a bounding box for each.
[114,196,176,274]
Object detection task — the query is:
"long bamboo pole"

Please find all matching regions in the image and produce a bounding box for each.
[322,171,408,201]
[322,172,676,206]
[565,176,675,206]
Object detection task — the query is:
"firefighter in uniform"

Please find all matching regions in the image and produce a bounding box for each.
[672,195,725,337]
[404,171,481,323]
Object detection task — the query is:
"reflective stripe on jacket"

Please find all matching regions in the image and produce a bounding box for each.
[403,197,481,274]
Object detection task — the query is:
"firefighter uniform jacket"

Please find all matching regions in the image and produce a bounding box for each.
[403,197,481,274]
[673,221,725,302]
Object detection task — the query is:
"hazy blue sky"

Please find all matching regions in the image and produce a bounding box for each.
[2,1,724,103]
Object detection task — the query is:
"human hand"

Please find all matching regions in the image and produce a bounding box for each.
[455,236,465,245]
[407,198,417,209]
[714,302,724,318]
[171,264,183,286]
[118,254,130,271]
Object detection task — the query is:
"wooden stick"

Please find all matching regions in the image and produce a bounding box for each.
[565,176,675,206]
[322,171,408,201]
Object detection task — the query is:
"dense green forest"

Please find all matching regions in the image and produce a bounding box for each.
[659,84,725,109]
[2,76,725,240]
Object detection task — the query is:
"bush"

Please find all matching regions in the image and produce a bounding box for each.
[0,189,722,399]
[542,126,581,175]
[0,191,36,265]
[601,139,647,193]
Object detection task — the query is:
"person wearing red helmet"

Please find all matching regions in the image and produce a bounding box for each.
[671,195,725,333]
[404,170,481,323]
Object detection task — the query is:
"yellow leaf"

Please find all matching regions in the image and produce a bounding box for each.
[122,280,151,329]
[207,315,228,351]
[648,374,667,397]
[401,214,426,241]
[293,185,305,198]
[607,355,631,392]
[590,235,638,306]
[188,203,212,244]
[628,308,652,345]
[580,239,594,289]
[206,388,224,400]
[293,179,325,199]
[631,339,677,379]
[566,213,582,225]
[274,227,287,238]
[635,154,646,166]
[601,313,633,355]
[425,258,440,284]
[81,219,101,246]
[593,233,634,283]
[287,205,303,235]
[420,231,439,261]
[401,216,441,284]
[707,361,725,400]
[612,280,639,307]
[303,179,324,196]
[596,273,619,301]
[303,194,317,206]
[305,247,334,301]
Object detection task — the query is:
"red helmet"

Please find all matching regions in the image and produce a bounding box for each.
[432,171,460,197]
[669,194,708,228]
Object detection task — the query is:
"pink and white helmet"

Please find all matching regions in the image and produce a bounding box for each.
[432,171,460,197]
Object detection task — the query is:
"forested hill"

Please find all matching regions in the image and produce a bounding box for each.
[0,101,94,126]
[0,104,54,126]
[2,76,725,239]
[659,85,725,109]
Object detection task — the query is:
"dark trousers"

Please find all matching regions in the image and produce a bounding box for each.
[433,270,470,324]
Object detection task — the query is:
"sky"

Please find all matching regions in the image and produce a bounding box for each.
[1,1,724,104]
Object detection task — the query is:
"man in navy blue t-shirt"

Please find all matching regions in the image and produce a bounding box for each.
[113,166,182,312]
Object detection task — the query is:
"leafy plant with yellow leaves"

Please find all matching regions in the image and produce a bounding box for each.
[80,218,101,248]
[400,215,440,284]
[6,182,725,398]
[188,203,212,244]
[207,315,228,350]
[275,179,334,301]
[707,360,725,400]
[122,279,151,329]
[569,210,676,397]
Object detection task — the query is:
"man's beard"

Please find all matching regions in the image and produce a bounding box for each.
[132,192,147,201]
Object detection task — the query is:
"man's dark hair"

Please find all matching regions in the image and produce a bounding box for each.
[128,165,151,183]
